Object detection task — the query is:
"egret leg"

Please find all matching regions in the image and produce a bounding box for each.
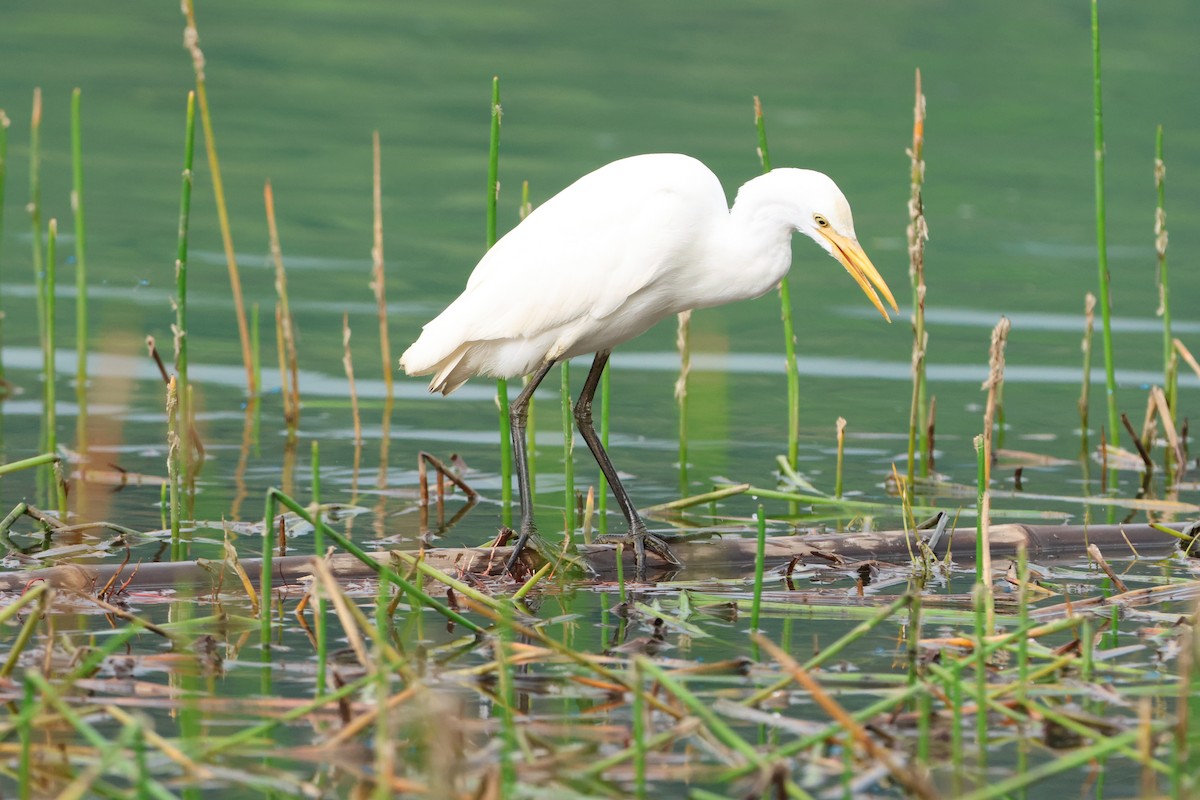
[504,359,556,573]
[574,351,683,576]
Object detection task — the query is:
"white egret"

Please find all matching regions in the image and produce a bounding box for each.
[400,153,897,575]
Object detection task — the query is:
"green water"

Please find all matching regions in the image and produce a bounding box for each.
[2,1,1196,537]
[0,3,1197,795]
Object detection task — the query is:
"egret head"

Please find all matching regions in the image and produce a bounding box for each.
[745,168,899,320]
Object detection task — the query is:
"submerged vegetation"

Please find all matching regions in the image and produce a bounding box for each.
[0,2,1198,798]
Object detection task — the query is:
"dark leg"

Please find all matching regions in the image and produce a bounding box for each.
[573,351,682,576]
[504,359,557,573]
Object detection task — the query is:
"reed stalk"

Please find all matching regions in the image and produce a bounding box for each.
[906,69,929,485]
[519,181,536,498]
[181,0,255,394]
[167,377,181,561]
[312,440,327,697]
[1079,292,1096,457]
[71,88,89,455]
[675,309,692,495]
[261,491,277,646]
[29,90,44,355]
[18,676,32,800]
[631,659,647,799]
[486,77,513,527]
[974,582,988,770]
[264,180,300,434]
[175,91,196,482]
[1154,126,1175,423]
[754,97,800,470]
[44,220,57,463]
[1090,0,1119,440]
[834,416,846,499]
[750,503,766,634]
[0,108,8,383]
[370,130,392,402]
[342,313,362,447]
[561,361,574,534]
[978,317,1008,630]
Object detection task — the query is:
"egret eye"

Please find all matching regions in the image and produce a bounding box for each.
[814,214,830,228]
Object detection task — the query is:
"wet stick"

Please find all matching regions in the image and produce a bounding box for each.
[486,77,513,527]
[71,89,89,456]
[370,131,392,402]
[906,68,930,485]
[1091,0,1119,440]
[755,96,800,471]
[675,309,692,495]
[181,0,255,394]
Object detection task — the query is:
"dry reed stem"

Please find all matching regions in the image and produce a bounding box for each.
[980,316,1011,629]
[1173,338,1200,379]
[370,131,392,399]
[181,0,254,393]
[264,180,300,426]
[310,559,370,669]
[341,313,362,445]
[1086,543,1128,593]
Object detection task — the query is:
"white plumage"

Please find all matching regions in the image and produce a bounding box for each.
[400,153,897,575]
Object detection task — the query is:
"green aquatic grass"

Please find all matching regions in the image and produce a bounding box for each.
[1090,0,1118,442]
[71,88,89,455]
[487,77,513,528]
[906,69,930,486]
[175,91,196,481]
[29,90,44,359]
[181,0,255,394]
[754,96,800,474]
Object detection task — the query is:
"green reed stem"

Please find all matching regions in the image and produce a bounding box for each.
[71,88,89,454]
[497,603,518,794]
[974,434,985,585]
[0,453,58,477]
[1091,0,1119,441]
[18,675,33,800]
[907,69,929,485]
[44,220,57,463]
[261,491,276,646]
[561,360,574,534]
[181,0,255,394]
[755,97,800,471]
[973,583,988,771]
[312,440,327,697]
[176,91,196,480]
[486,77,513,527]
[519,181,536,500]
[632,658,647,799]
[750,503,766,634]
[0,108,8,382]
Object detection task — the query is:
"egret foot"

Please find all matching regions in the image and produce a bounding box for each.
[598,526,683,577]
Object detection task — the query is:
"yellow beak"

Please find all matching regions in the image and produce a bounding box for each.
[819,229,898,321]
